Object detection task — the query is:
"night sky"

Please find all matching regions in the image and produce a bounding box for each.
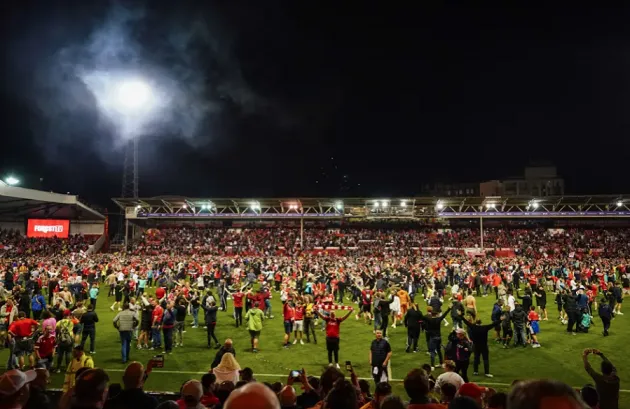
[2,2,630,210]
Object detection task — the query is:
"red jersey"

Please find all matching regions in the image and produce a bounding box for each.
[36,334,56,357]
[232,292,244,308]
[361,290,373,305]
[528,311,540,322]
[9,318,39,337]
[294,306,305,320]
[283,303,295,321]
[152,305,164,325]
[324,317,342,338]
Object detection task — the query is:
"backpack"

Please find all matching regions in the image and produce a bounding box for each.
[58,326,73,347]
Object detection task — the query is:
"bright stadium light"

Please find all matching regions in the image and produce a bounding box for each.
[182,204,187,209]
[373,201,380,208]
[335,201,343,210]
[115,79,152,110]
[382,200,389,208]
[532,202,539,209]
[436,202,444,210]
[135,205,141,210]
[251,202,261,211]
[400,200,407,207]
[486,203,496,209]
[4,176,19,186]
[617,201,623,207]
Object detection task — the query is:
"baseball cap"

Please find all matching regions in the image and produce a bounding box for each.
[0,369,37,396]
[457,382,487,400]
[182,380,203,400]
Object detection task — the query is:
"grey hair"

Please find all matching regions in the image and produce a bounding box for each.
[508,380,589,409]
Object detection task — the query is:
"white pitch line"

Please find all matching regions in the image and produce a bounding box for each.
[101,368,630,393]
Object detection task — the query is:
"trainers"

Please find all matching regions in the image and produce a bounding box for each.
[335,363,340,369]
[431,366,435,371]
[485,374,494,378]
[473,372,479,376]
[413,349,418,353]
[328,363,333,367]
[300,340,304,345]
[618,312,624,315]
[110,306,114,311]
[90,351,95,354]
[293,340,297,345]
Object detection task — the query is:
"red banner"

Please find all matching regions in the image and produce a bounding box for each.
[27,219,70,238]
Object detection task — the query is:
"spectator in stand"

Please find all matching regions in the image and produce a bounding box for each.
[456,383,493,408]
[360,382,392,409]
[212,339,237,368]
[224,382,280,409]
[507,379,588,409]
[438,383,456,407]
[486,392,507,409]
[404,368,445,409]
[582,349,619,409]
[580,385,599,409]
[0,369,37,409]
[70,368,110,409]
[24,368,51,409]
[212,352,241,384]
[434,361,464,394]
[199,373,220,407]
[105,361,158,409]
[278,385,297,409]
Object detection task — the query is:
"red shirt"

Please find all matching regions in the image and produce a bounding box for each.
[9,318,39,337]
[325,317,342,338]
[528,311,540,321]
[283,303,295,321]
[233,292,244,308]
[36,334,56,357]
[156,287,166,300]
[152,305,164,324]
[294,306,305,321]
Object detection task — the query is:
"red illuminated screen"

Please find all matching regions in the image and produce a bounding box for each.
[27,219,70,238]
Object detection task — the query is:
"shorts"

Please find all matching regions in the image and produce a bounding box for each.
[293,320,304,332]
[361,304,371,313]
[283,320,293,334]
[249,330,261,339]
[175,321,185,333]
[538,302,546,310]
[530,321,540,334]
[141,321,152,332]
[617,298,623,304]
[14,338,34,356]
[494,323,501,332]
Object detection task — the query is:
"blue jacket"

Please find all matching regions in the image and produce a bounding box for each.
[31,294,46,311]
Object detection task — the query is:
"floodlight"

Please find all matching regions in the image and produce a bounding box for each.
[182,204,187,209]
[436,202,444,210]
[4,176,19,186]
[115,79,152,110]
[382,200,389,207]
[135,205,141,210]
[486,203,496,209]
[335,201,343,210]
[373,201,380,208]
[532,203,539,209]
[400,200,407,207]
[617,201,623,207]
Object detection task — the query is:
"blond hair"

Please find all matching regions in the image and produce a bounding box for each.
[217,353,240,371]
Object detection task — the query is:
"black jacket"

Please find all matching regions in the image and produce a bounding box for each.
[403,308,424,330]
[511,305,527,327]
[424,308,451,338]
[463,318,499,347]
[80,311,99,330]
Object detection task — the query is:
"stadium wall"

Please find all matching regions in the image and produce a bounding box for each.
[70,222,104,236]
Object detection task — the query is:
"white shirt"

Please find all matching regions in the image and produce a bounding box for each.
[507,295,516,312]
[435,371,465,393]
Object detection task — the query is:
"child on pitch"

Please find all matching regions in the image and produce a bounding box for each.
[527,305,541,348]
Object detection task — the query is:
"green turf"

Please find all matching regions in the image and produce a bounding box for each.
[1,289,627,406]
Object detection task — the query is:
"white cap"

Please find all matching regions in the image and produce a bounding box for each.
[0,369,36,396]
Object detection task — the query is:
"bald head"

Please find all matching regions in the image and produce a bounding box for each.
[278,385,297,407]
[123,362,145,389]
[224,382,280,409]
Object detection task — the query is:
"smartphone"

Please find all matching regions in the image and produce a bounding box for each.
[345,361,352,371]
[150,354,165,368]
[290,370,302,379]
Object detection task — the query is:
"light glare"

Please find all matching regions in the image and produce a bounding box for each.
[4,176,19,186]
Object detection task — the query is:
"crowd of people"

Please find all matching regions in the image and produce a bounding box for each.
[0,223,627,409]
[130,225,630,258]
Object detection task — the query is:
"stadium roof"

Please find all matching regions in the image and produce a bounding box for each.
[113,195,630,219]
[0,184,105,221]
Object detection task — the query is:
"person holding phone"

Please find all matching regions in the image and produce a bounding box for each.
[369,330,392,385]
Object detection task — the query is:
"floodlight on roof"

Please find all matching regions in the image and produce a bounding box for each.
[4,176,19,186]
